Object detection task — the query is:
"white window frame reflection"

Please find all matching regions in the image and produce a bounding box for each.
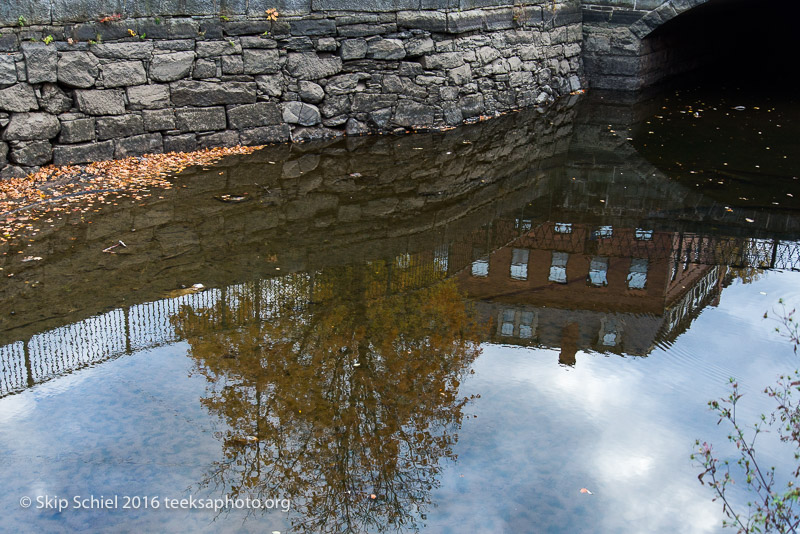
[515,218,532,231]
[599,319,620,347]
[594,226,613,239]
[471,259,489,277]
[588,257,609,287]
[627,258,648,289]
[554,222,572,234]
[510,248,529,280]
[549,251,568,284]
[497,308,537,339]
[635,228,653,241]
[434,244,449,273]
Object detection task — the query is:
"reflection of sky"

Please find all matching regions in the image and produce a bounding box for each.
[0,271,799,533]
[425,270,800,534]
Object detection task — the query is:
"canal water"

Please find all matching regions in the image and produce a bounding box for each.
[1,88,799,533]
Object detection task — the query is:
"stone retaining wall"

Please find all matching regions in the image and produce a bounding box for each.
[0,0,583,178]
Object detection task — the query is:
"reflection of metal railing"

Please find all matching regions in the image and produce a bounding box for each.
[2,226,799,398]
[662,266,721,339]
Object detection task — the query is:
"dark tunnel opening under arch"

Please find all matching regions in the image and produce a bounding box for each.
[640,0,800,90]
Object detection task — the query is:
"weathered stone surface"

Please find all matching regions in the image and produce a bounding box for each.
[255,74,283,96]
[0,164,27,179]
[115,133,163,158]
[74,89,126,115]
[97,114,144,140]
[198,130,239,148]
[38,84,73,114]
[392,101,435,127]
[53,140,115,166]
[459,93,484,117]
[196,40,242,57]
[422,52,464,70]
[286,37,315,52]
[193,58,218,78]
[3,113,60,140]
[59,118,95,143]
[127,85,171,110]
[0,84,38,112]
[448,63,472,85]
[163,133,197,153]
[90,42,154,59]
[175,107,227,132]
[325,73,361,95]
[227,102,282,129]
[282,101,321,126]
[352,93,397,112]
[321,95,350,117]
[340,39,367,60]
[405,37,434,57]
[9,140,51,166]
[337,23,393,37]
[170,80,257,106]
[102,61,147,87]
[221,55,245,74]
[397,10,448,32]
[22,43,57,83]
[345,117,370,135]
[239,124,291,145]
[143,109,176,131]
[150,51,195,82]
[316,37,337,52]
[0,141,7,164]
[240,36,278,49]
[477,45,502,64]
[443,103,463,125]
[298,80,324,103]
[58,52,100,88]
[243,49,280,74]
[0,56,16,85]
[285,53,342,80]
[367,39,406,60]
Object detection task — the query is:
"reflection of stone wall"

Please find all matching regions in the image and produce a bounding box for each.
[0,0,583,178]
[0,100,579,339]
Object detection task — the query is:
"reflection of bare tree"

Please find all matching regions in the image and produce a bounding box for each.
[171,265,484,533]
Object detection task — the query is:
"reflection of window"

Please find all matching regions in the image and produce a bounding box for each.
[501,309,515,336]
[549,252,568,284]
[594,226,613,239]
[515,218,532,231]
[519,310,535,339]
[588,257,608,287]
[627,258,648,289]
[599,319,619,346]
[396,253,411,269]
[472,247,489,277]
[498,308,537,339]
[434,244,449,273]
[635,228,653,241]
[554,222,572,234]
[472,259,489,277]
[510,248,529,280]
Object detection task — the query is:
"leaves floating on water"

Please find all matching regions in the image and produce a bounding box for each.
[0,146,264,245]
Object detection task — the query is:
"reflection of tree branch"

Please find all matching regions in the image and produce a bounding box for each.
[174,270,484,533]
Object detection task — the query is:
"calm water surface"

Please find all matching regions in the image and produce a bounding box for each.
[1,90,799,533]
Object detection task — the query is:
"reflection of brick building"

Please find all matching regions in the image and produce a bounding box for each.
[454,221,723,362]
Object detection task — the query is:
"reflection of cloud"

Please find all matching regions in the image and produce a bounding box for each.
[428,341,731,533]
[0,392,36,424]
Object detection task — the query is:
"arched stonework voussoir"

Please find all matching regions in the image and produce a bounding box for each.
[629,0,708,39]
